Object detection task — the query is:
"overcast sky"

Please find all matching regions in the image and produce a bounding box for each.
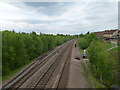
[0,2,118,34]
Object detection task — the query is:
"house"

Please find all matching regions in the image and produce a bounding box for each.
[95,29,119,44]
[103,30,117,40]
[112,30,120,39]
[95,31,104,39]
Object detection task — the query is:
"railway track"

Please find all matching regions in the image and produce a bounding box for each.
[3,41,67,89]
[2,40,75,89]
[57,40,73,88]
[45,40,74,88]
[34,41,73,88]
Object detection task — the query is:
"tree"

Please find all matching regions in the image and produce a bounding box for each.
[88,40,115,87]
[2,31,73,78]
[77,33,98,49]
[86,31,90,34]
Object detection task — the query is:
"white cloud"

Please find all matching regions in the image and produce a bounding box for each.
[0,2,118,34]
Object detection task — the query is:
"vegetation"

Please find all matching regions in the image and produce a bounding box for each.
[2,30,119,87]
[77,33,119,87]
[81,61,94,88]
[77,33,98,50]
[2,30,73,79]
[108,46,120,86]
[81,61,104,88]
[88,40,115,87]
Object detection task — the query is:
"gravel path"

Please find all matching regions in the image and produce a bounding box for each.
[67,41,87,88]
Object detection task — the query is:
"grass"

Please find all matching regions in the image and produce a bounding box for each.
[91,75,105,88]
[81,61,105,88]
[2,51,50,83]
[79,48,84,55]
[2,59,34,82]
[81,61,93,88]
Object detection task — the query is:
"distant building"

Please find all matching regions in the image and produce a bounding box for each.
[95,32,104,40]
[103,30,117,40]
[95,29,119,44]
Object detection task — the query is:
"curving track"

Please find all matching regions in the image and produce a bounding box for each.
[2,39,75,89]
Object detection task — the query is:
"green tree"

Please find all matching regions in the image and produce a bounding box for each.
[2,30,73,78]
[88,40,115,87]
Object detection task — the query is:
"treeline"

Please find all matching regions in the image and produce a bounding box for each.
[77,33,119,87]
[2,30,73,77]
[77,33,98,49]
